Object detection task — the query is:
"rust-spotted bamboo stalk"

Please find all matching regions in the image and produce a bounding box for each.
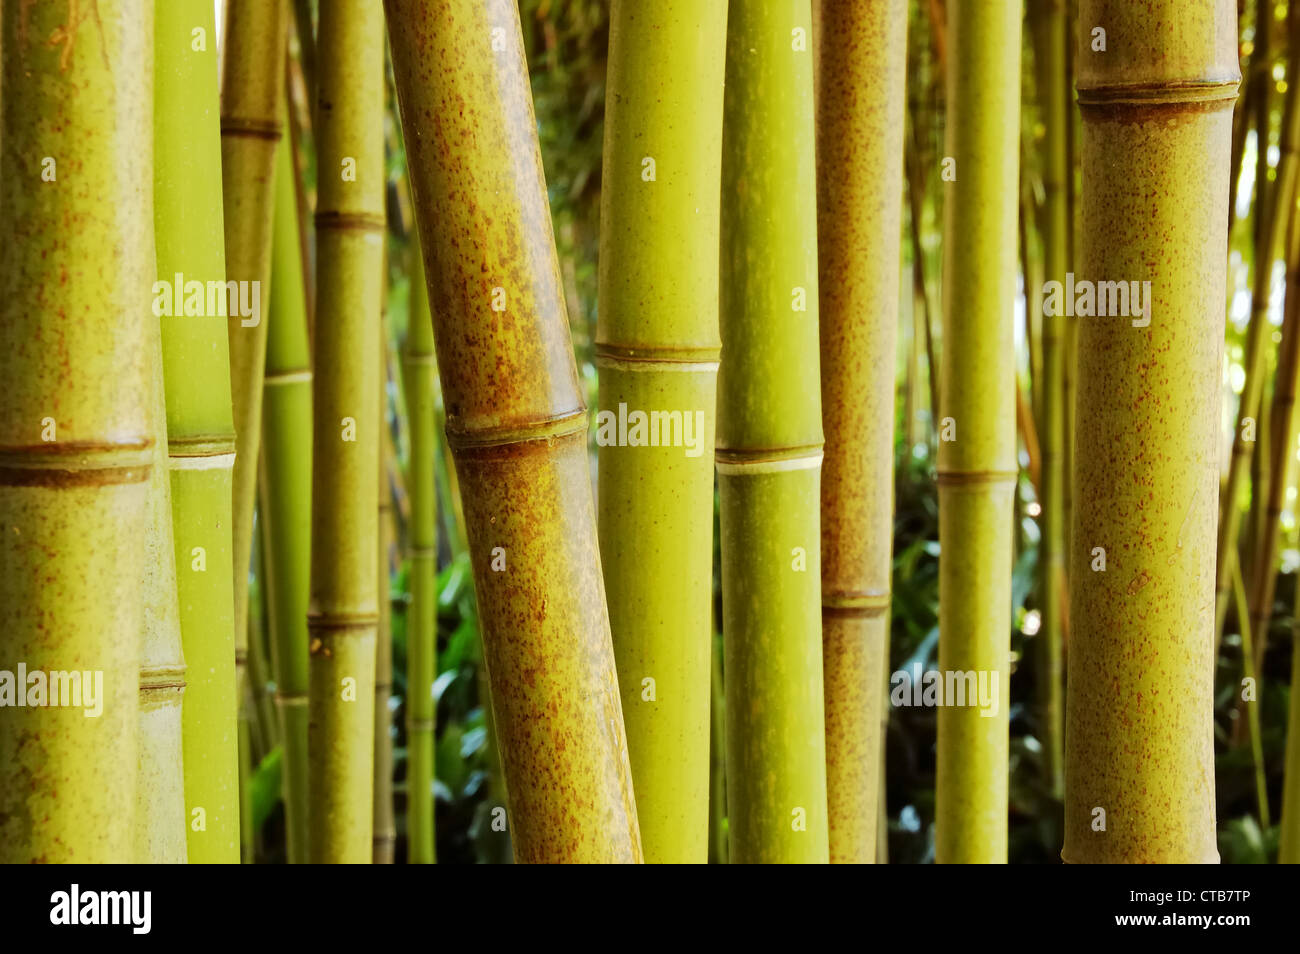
[387,0,641,864]
[598,0,727,864]
[306,0,385,864]
[1064,0,1238,864]
[155,0,240,864]
[813,0,907,864]
[934,0,1020,864]
[0,0,151,863]
[221,0,289,703]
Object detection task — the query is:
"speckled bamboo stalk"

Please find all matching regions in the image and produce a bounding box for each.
[260,128,313,863]
[387,0,641,864]
[307,0,384,864]
[720,0,828,865]
[155,0,241,864]
[1029,0,1067,800]
[0,0,151,863]
[1064,0,1237,864]
[813,0,907,864]
[935,0,1019,864]
[404,241,438,865]
[597,0,726,865]
[221,0,289,702]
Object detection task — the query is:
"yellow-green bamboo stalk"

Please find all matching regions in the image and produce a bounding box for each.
[387,0,641,864]
[307,0,385,864]
[720,0,828,865]
[404,242,438,865]
[374,371,396,865]
[1214,20,1300,646]
[222,0,289,702]
[813,0,907,864]
[708,632,728,865]
[1064,0,1238,864]
[935,0,1020,864]
[1029,0,1067,800]
[260,127,314,863]
[1232,560,1270,828]
[597,0,726,865]
[0,0,151,863]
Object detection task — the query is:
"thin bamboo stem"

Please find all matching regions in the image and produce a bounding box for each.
[306,0,385,864]
[374,340,396,865]
[1232,559,1271,829]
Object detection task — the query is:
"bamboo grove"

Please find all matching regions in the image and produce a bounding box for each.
[3,0,1300,867]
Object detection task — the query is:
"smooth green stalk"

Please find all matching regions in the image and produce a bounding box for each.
[708,633,728,865]
[935,0,1020,864]
[221,0,289,702]
[1064,0,1237,864]
[720,0,828,865]
[0,0,152,863]
[404,243,438,865]
[596,0,726,865]
[1029,0,1067,801]
[387,0,641,863]
[1232,560,1270,829]
[374,380,396,865]
[307,0,385,864]
[813,0,907,864]
[260,127,314,863]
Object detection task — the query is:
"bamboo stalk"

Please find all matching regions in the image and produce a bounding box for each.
[595,0,726,865]
[374,349,396,865]
[1214,24,1300,647]
[0,0,153,863]
[1232,559,1271,829]
[259,126,314,863]
[1029,0,1068,801]
[707,632,728,865]
[720,0,828,865]
[1064,0,1238,864]
[306,0,385,864]
[387,0,641,864]
[404,241,438,865]
[934,0,1020,864]
[813,0,907,865]
[1280,590,1300,861]
[155,0,241,865]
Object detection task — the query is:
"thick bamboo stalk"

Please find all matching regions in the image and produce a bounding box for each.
[260,128,314,863]
[813,0,907,865]
[596,0,726,865]
[1064,0,1238,864]
[307,0,385,864]
[155,0,240,864]
[935,0,1020,864]
[0,0,151,863]
[1214,30,1300,646]
[404,242,438,865]
[720,0,828,865]
[387,0,641,864]
[222,0,289,703]
[374,364,396,865]
[1029,0,1068,801]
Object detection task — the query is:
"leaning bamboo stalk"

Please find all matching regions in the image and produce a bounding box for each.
[404,241,438,865]
[597,0,726,864]
[0,0,151,863]
[306,0,385,864]
[387,0,641,864]
[813,0,907,865]
[1064,0,1238,864]
[1028,0,1068,801]
[721,0,828,865]
[221,0,289,703]
[155,0,241,865]
[259,127,314,863]
[935,0,1020,864]
[1214,30,1300,647]
[1232,560,1271,828]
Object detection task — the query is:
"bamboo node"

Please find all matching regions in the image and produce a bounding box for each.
[314,211,386,233]
[219,116,283,141]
